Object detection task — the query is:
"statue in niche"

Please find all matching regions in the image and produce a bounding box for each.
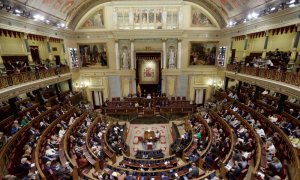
[121,46,130,69]
[168,46,176,68]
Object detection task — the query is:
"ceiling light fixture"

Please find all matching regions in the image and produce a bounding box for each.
[289,4,296,7]
[6,5,11,11]
[15,9,22,14]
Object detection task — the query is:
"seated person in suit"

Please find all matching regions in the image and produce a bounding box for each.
[188,163,199,178]
[226,162,243,180]
[17,158,34,177]
[125,171,136,180]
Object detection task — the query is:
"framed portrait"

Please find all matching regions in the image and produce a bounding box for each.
[191,7,214,27]
[78,43,108,67]
[138,59,159,84]
[189,42,218,66]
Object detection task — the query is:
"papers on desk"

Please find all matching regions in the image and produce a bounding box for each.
[257,172,265,178]
[225,164,232,171]
[242,152,250,159]
[112,172,118,177]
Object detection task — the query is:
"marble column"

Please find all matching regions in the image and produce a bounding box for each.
[23,33,33,62]
[115,41,120,70]
[230,39,234,64]
[262,31,269,59]
[290,25,300,63]
[242,35,248,58]
[177,40,181,69]
[162,40,166,69]
[130,40,135,69]
[47,37,52,60]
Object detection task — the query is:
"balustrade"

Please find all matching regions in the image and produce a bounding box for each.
[227,65,300,87]
[0,66,70,90]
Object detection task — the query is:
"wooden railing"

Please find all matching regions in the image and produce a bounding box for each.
[0,105,60,177]
[197,115,213,157]
[223,105,262,179]
[85,116,106,170]
[104,161,192,179]
[86,120,117,164]
[64,112,88,167]
[0,103,39,137]
[227,65,300,87]
[237,102,300,179]
[0,66,70,90]
[35,108,76,180]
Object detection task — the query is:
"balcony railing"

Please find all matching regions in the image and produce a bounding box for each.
[0,66,70,90]
[227,64,300,87]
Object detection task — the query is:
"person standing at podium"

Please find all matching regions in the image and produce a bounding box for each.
[155,130,160,140]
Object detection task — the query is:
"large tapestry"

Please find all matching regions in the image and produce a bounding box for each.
[138,59,159,84]
[80,9,104,28]
[78,43,108,67]
[190,42,218,65]
[191,7,214,27]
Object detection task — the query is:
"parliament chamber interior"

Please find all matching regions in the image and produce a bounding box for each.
[0,0,300,180]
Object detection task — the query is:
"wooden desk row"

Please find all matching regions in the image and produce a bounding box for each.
[35,107,76,180]
[235,101,300,179]
[86,119,117,165]
[0,105,60,178]
[182,115,212,159]
[103,106,195,115]
[104,161,192,179]
[223,105,262,179]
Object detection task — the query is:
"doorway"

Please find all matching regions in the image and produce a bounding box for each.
[230,49,236,64]
[30,46,40,63]
[194,89,206,106]
[136,52,162,97]
[54,55,61,66]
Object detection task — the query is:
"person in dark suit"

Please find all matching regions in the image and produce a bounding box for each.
[17,158,32,177]
[188,163,199,178]
[125,171,135,180]
[227,163,243,180]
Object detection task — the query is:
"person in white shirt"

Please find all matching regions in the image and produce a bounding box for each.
[262,90,269,95]
[58,127,66,138]
[256,127,266,138]
[68,117,75,126]
[266,141,276,161]
[269,114,278,123]
[45,146,58,158]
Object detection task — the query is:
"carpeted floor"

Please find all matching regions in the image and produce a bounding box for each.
[126,124,174,157]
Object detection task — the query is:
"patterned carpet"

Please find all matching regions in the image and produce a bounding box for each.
[126,124,174,157]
